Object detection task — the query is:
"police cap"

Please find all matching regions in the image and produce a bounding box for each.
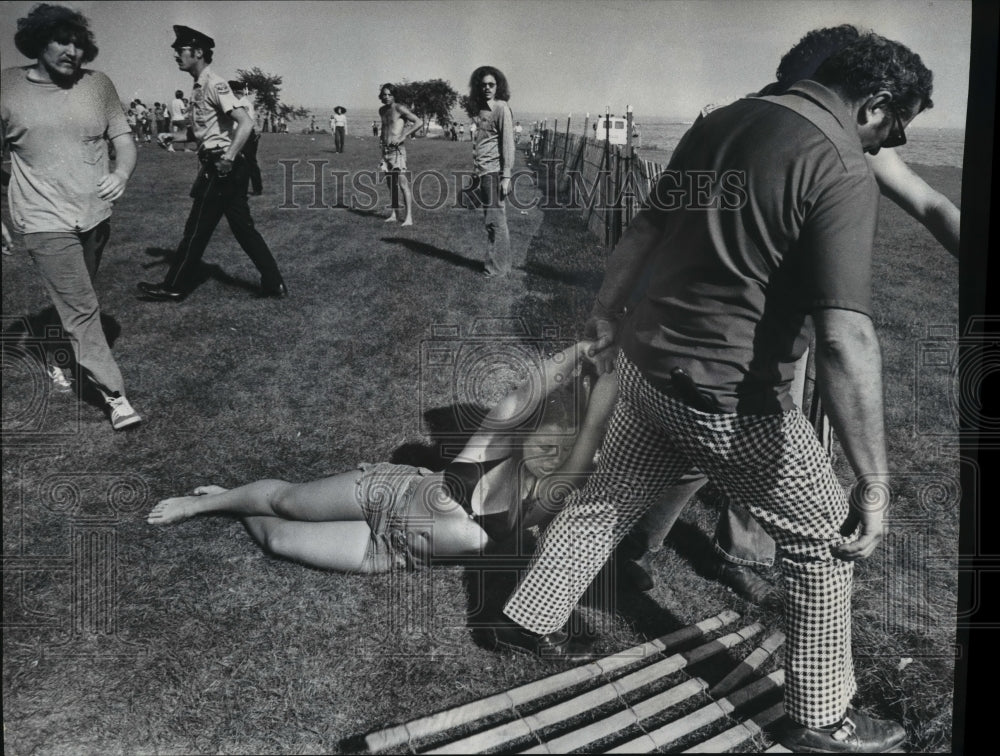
[171,25,214,51]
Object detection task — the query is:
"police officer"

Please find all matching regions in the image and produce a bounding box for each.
[138,25,285,301]
[229,80,263,196]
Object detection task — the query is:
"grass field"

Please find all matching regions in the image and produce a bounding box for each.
[2,131,960,753]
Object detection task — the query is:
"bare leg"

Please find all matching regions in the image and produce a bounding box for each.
[398,173,413,226]
[384,172,400,221]
[242,517,373,573]
[147,471,364,525]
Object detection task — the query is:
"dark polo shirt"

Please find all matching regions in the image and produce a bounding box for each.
[621,80,879,415]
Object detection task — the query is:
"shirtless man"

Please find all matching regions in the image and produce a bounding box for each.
[378,83,421,225]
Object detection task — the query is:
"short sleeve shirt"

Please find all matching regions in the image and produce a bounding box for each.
[1,66,130,233]
[169,97,187,122]
[188,66,245,150]
[622,80,879,414]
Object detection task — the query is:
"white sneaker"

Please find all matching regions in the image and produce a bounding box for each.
[107,395,142,430]
[48,365,73,393]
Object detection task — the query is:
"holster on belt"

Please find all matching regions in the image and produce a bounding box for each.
[666,367,719,413]
[198,147,225,164]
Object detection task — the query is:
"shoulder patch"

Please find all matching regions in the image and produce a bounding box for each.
[215,82,231,94]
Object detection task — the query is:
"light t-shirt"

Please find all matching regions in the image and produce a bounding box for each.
[169,97,186,122]
[1,66,130,233]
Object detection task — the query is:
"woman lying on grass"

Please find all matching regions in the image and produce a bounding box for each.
[148,340,615,573]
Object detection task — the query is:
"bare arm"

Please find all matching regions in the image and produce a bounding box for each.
[388,104,423,145]
[868,149,960,257]
[97,132,137,202]
[523,370,619,529]
[813,308,890,561]
[453,340,594,464]
[586,211,664,373]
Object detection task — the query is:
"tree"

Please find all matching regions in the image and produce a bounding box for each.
[234,67,309,132]
[459,94,475,119]
[393,79,459,134]
[235,67,282,132]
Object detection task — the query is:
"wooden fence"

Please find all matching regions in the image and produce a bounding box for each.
[530,111,669,251]
[358,612,793,753]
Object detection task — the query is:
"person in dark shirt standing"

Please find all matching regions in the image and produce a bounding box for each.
[495,34,934,754]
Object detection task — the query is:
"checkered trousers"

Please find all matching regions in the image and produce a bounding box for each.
[504,353,857,727]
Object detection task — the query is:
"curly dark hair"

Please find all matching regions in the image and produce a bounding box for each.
[468,66,511,109]
[14,3,98,62]
[379,83,396,97]
[777,25,863,85]
[814,34,934,117]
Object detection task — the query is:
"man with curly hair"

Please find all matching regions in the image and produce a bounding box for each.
[467,66,515,278]
[1,3,142,430]
[498,33,934,753]
[620,23,960,606]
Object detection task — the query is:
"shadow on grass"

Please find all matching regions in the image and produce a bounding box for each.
[390,403,490,469]
[380,236,484,272]
[137,247,259,294]
[139,246,175,270]
[344,206,388,220]
[2,308,123,411]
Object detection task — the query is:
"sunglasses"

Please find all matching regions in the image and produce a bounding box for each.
[881,104,907,149]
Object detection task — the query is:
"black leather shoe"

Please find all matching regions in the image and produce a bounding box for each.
[715,561,781,607]
[137,281,186,301]
[618,556,655,592]
[778,708,906,753]
[259,281,288,298]
[491,622,595,662]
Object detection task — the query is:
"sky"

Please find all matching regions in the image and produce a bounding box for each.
[0,0,973,128]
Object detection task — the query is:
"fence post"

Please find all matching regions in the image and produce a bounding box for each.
[624,104,636,229]
[603,106,612,249]
[562,114,572,171]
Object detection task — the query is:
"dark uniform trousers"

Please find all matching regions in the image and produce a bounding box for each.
[164,149,281,291]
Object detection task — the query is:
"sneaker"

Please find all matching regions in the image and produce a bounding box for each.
[47,365,73,393]
[778,708,906,753]
[107,395,142,430]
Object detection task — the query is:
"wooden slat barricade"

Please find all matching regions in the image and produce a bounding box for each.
[531,116,669,254]
[359,613,791,754]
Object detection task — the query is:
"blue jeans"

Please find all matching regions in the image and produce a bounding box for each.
[474,173,512,275]
[623,470,776,567]
[25,220,125,396]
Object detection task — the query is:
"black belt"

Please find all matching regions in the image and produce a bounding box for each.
[198,147,244,163]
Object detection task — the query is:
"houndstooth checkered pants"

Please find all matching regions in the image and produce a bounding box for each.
[504,353,857,727]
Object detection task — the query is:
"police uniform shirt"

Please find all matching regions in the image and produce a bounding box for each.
[189,66,245,150]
